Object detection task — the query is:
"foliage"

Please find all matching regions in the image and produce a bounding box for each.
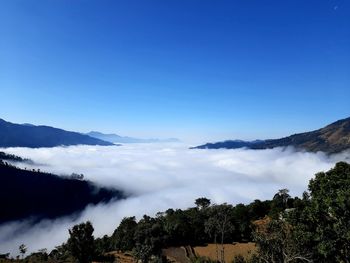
[292,162,350,262]
[195,197,211,210]
[67,221,95,263]
[111,216,137,251]
[95,235,114,255]
[269,188,292,218]
[255,161,350,262]
[25,249,49,263]
[205,203,235,262]
[232,254,247,263]
[19,244,27,259]
[253,219,311,263]
[0,152,29,162]
[49,243,71,262]
[133,215,165,263]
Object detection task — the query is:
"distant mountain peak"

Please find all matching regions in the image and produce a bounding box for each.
[86,131,180,144]
[88,131,122,137]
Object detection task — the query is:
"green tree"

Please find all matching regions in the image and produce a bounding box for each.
[301,162,350,262]
[49,244,70,262]
[205,204,234,263]
[95,235,113,255]
[283,162,350,262]
[112,216,137,251]
[247,199,271,221]
[19,244,27,259]
[270,189,291,218]
[67,221,95,263]
[133,215,165,263]
[186,206,210,245]
[253,219,311,263]
[195,197,211,210]
[163,208,194,246]
[232,203,252,241]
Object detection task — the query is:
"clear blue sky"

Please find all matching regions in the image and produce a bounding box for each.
[1,0,349,142]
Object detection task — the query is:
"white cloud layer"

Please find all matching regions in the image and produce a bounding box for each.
[0,144,349,256]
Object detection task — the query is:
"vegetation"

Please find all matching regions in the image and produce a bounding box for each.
[67,222,95,263]
[18,245,27,259]
[1,162,350,263]
[0,151,31,163]
[0,161,123,223]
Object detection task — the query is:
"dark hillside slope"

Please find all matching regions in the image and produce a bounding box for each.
[0,118,113,148]
[194,117,350,153]
[0,161,123,223]
[253,117,350,153]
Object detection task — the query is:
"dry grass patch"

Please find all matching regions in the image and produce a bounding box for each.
[193,243,256,262]
[105,251,135,263]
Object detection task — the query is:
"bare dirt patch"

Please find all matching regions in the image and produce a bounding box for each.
[162,247,190,263]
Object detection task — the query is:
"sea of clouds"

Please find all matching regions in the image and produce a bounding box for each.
[0,143,349,256]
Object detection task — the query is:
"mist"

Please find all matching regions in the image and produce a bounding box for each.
[0,143,349,256]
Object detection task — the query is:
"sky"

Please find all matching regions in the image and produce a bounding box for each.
[1,0,349,142]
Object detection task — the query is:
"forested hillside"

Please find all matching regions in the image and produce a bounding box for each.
[0,161,123,223]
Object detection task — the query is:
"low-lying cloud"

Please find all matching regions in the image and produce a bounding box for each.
[1,144,349,256]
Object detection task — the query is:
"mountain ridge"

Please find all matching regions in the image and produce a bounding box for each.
[86,131,180,144]
[0,118,114,148]
[193,117,350,153]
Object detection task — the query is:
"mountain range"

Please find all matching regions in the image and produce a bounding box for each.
[194,117,350,154]
[86,131,179,144]
[0,118,113,148]
[1,117,349,152]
